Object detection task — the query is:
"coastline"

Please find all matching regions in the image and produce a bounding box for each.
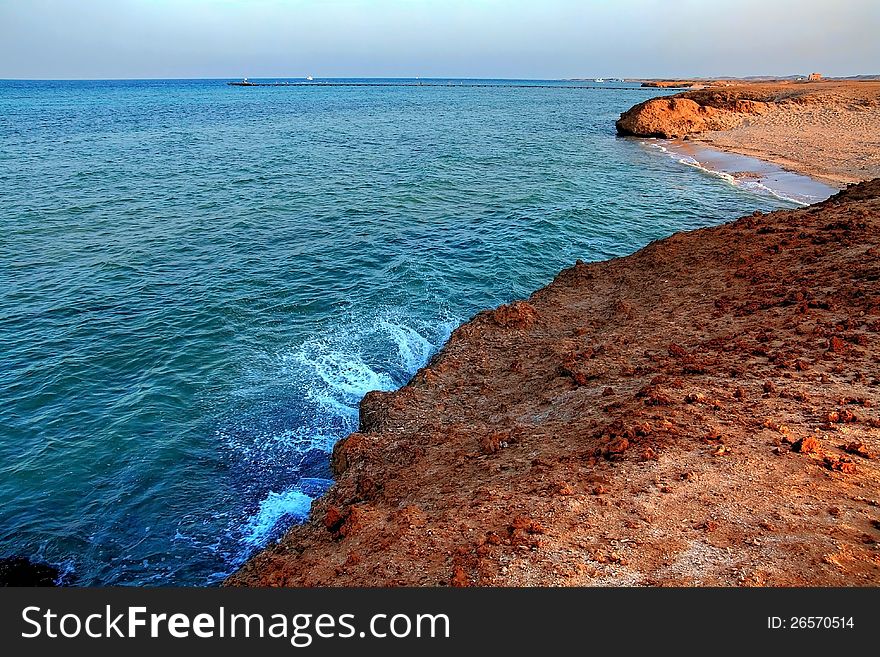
[228,179,880,587]
[10,78,836,587]
[615,80,880,188]
[684,140,851,189]
[640,138,838,205]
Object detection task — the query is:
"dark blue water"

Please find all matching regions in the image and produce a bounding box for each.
[0,78,805,585]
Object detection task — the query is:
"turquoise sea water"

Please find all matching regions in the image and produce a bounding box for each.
[0,79,812,585]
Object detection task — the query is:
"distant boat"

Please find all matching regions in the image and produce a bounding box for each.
[227,77,256,87]
[306,75,314,81]
[594,78,605,83]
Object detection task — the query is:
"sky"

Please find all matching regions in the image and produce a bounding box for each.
[1,0,878,79]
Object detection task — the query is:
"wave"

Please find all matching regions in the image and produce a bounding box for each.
[228,308,457,560]
[645,141,819,206]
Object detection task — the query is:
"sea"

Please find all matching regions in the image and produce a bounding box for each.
[0,78,835,585]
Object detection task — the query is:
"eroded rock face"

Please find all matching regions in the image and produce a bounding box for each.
[616,86,776,138]
[616,97,736,138]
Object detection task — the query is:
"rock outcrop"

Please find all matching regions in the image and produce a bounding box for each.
[616,94,771,138]
[616,97,732,138]
[640,81,698,88]
[0,557,59,586]
[228,180,880,587]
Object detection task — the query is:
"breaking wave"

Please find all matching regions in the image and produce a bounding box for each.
[228,308,457,560]
[645,140,829,206]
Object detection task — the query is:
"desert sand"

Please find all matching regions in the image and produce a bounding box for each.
[229,181,880,587]
[617,80,880,187]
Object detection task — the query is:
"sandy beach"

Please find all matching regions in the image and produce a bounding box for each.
[617,80,880,187]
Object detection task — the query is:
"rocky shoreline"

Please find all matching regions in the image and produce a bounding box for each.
[228,179,880,587]
[0,556,60,586]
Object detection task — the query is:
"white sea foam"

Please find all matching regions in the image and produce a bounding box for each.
[296,341,395,413]
[234,309,457,554]
[378,318,435,373]
[241,487,314,547]
[675,155,810,205]
[292,310,455,418]
[644,140,829,206]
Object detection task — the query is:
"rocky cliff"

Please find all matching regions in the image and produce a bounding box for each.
[616,95,771,138]
[228,180,880,587]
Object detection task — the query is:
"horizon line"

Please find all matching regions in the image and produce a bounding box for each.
[2,73,878,83]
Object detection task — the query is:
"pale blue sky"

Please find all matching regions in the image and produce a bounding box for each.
[1,0,877,79]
